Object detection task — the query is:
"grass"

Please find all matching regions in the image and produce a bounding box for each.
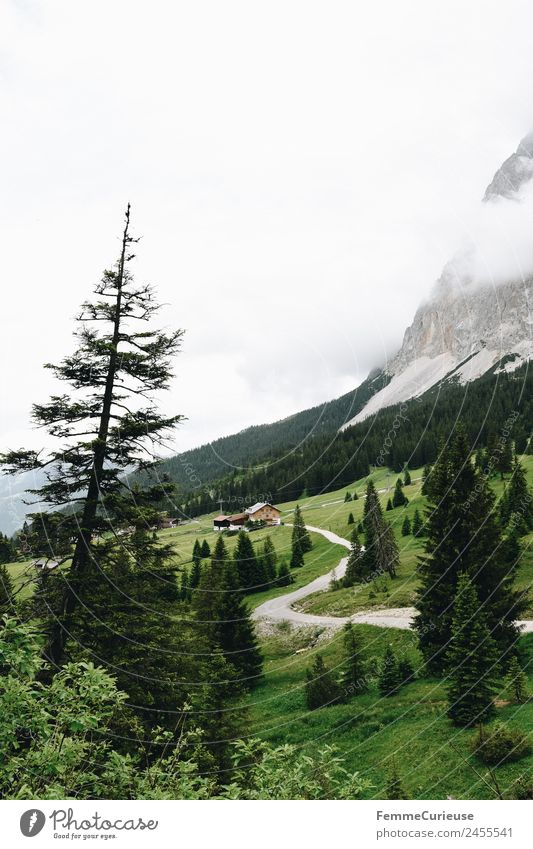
[247,622,533,799]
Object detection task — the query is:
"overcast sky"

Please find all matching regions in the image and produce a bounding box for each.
[2,0,533,457]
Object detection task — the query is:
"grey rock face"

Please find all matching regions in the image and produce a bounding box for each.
[484,132,533,201]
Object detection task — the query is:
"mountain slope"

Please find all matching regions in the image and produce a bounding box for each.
[341,134,533,431]
[153,369,389,491]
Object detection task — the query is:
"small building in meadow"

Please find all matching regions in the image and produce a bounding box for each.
[213,515,231,530]
[245,502,281,525]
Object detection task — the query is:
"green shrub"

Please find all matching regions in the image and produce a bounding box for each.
[473,723,532,766]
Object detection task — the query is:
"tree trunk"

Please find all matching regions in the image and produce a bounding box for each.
[45,206,131,669]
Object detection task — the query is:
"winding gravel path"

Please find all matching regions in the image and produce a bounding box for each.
[252,524,533,634]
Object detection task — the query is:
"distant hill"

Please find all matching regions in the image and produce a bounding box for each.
[153,369,390,492]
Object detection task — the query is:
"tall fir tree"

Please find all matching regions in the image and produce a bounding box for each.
[261,536,278,583]
[339,622,367,694]
[305,654,341,710]
[0,564,15,615]
[379,646,400,696]
[415,426,523,674]
[343,528,363,588]
[403,468,412,487]
[361,480,399,579]
[412,508,423,537]
[500,456,533,533]
[401,516,411,536]
[234,530,265,593]
[446,573,499,727]
[392,478,408,508]
[0,206,184,668]
[214,556,263,689]
[291,505,312,553]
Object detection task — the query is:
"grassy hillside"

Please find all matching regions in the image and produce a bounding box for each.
[248,622,533,799]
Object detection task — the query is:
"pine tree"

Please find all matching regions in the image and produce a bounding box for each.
[200,539,211,559]
[500,457,533,532]
[69,528,193,730]
[234,530,261,593]
[344,492,352,503]
[357,521,364,534]
[421,462,433,497]
[446,573,499,727]
[412,508,423,537]
[401,516,411,536]
[415,426,524,674]
[305,654,341,710]
[386,498,393,511]
[398,657,415,684]
[192,539,202,567]
[179,568,191,603]
[339,622,366,695]
[352,491,359,501]
[262,536,278,582]
[292,504,312,553]
[277,561,294,587]
[505,656,529,703]
[495,437,514,479]
[392,478,407,508]
[347,512,355,525]
[0,206,184,668]
[361,480,399,579]
[189,558,202,589]
[193,536,226,643]
[386,761,409,799]
[0,534,15,565]
[214,556,263,688]
[0,564,15,615]
[403,468,412,487]
[343,528,363,588]
[379,646,400,696]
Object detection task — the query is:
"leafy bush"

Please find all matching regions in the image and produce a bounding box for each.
[473,723,532,766]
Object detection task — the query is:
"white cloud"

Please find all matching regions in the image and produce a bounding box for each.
[2,0,533,455]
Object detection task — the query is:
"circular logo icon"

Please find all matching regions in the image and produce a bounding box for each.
[20,810,46,837]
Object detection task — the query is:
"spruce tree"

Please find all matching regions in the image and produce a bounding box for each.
[446,573,499,727]
[401,516,411,536]
[344,492,352,503]
[234,530,261,593]
[200,539,211,558]
[0,564,15,615]
[292,505,312,553]
[500,457,533,532]
[386,761,409,799]
[505,656,529,703]
[189,558,202,589]
[290,536,305,569]
[361,480,399,579]
[262,536,278,582]
[386,498,393,512]
[403,468,412,487]
[421,462,433,497]
[339,622,366,695]
[352,491,359,501]
[415,426,524,674]
[412,508,423,537]
[192,539,202,568]
[343,528,363,588]
[277,561,294,587]
[305,654,341,710]
[214,556,263,688]
[70,528,193,730]
[193,536,225,644]
[379,646,400,696]
[0,206,184,668]
[392,478,407,508]
[398,657,415,684]
[347,512,355,525]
